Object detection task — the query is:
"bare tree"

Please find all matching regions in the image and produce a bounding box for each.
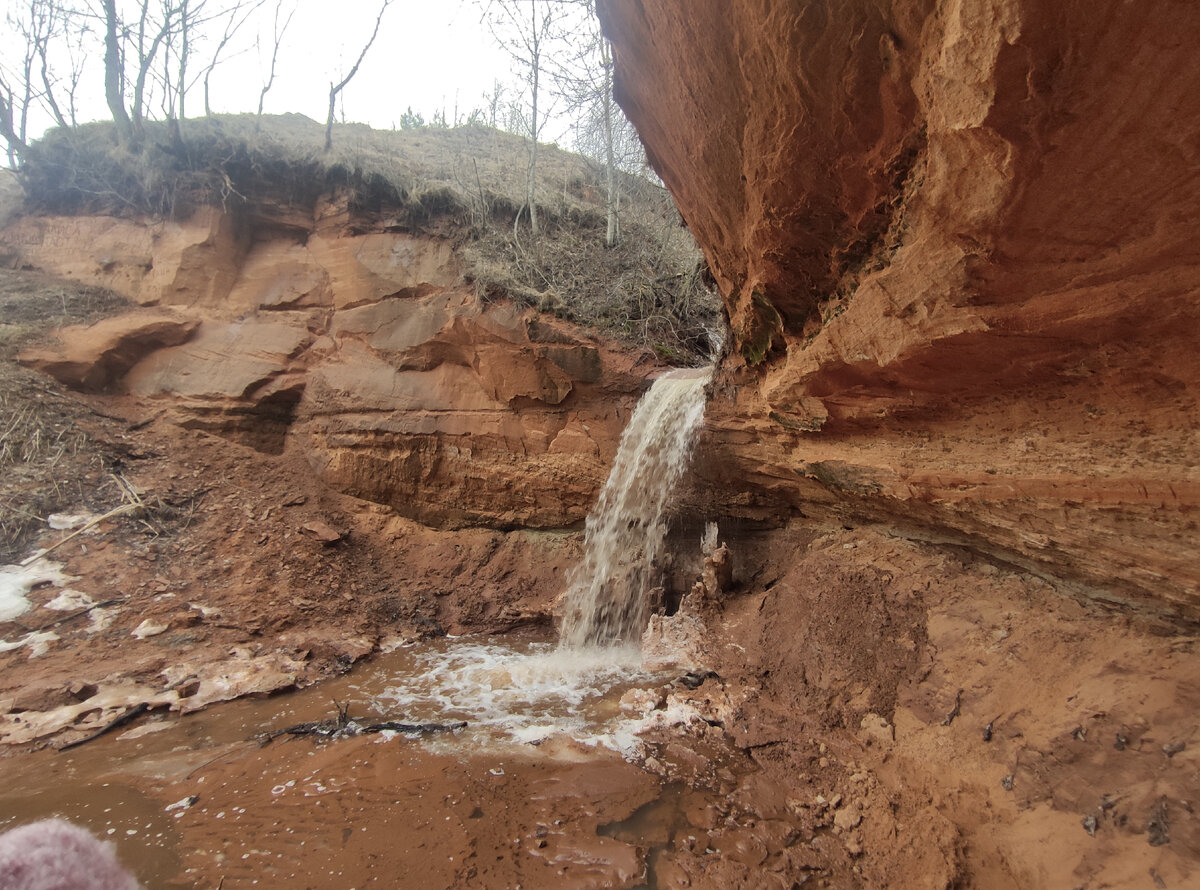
[100,0,186,150]
[324,0,391,152]
[1,10,37,163]
[256,0,294,118]
[0,0,93,163]
[2,1,53,159]
[201,0,265,115]
[481,78,506,129]
[104,0,255,147]
[56,7,91,127]
[482,0,569,238]
[30,0,73,129]
[101,0,134,145]
[552,0,643,247]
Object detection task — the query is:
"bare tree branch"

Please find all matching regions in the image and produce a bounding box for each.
[324,0,391,152]
[200,0,266,115]
[257,0,294,118]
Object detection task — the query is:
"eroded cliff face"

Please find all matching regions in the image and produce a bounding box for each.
[598,1,1200,886]
[602,0,1200,620]
[4,202,655,530]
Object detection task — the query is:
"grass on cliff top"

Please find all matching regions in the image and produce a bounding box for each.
[19,114,607,221]
[14,115,723,363]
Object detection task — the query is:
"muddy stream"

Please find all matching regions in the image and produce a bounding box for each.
[0,634,701,887]
[0,370,725,888]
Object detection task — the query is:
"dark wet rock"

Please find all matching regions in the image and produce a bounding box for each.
[1146,798,1170,846]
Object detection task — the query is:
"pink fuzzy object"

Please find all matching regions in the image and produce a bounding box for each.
[0,819,141,890]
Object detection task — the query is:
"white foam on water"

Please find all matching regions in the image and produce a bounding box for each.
[371,639,664,754]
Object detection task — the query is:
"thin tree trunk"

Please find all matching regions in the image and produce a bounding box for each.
[324,86,337,151]
[102,0,134,146]
[526,0,540,237]
[324,0,390,152]
[257,0,293,121]
[601,39,617,248]
[0,87,27,165]
[177,0,189,124]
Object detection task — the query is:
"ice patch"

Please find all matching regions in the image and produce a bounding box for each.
[132,619,169,639]
[45,589,96,611]
[48,511,100,531]
[0,630,60,657]
[88,607,116,634]
[0,561,76,621]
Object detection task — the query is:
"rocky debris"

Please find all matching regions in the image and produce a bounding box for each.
[858,713,894,748]
[641,612,709,673]
[300,520,346,545]
[641,529,736,671]
[618,687,666,714]
[832,803,863,833]
[1147,798,1171,847]
[632,525,1200,887]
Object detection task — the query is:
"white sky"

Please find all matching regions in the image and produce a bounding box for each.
[2,0,584,144]
[223,0,515,129]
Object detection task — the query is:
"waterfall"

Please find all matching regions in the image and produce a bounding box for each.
[558,367,712,649]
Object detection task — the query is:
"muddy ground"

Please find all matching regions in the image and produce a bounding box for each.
[1,269,1198,888]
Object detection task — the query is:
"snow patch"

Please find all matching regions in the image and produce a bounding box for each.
[0,561,76,621]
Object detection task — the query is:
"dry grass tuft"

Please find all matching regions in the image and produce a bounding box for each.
[0,270,130,562]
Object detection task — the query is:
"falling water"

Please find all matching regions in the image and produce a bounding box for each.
[559,367,712,649]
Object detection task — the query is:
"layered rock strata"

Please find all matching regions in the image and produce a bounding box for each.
[601,0,1200,620]
[6,201,655,529]
[598,0,1200,886]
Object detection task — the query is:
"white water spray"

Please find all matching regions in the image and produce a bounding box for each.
[559,367,712,649]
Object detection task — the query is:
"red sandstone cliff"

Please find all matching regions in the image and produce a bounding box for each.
[597,1,1200,886]
[602,0,1200,620]
[4,200,658,530]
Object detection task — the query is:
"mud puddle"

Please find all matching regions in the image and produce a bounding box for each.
[600,782,693,888]
[0,634,677,888]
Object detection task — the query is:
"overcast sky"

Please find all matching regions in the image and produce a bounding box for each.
[2,0,585,144]
[227,0,515,129]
